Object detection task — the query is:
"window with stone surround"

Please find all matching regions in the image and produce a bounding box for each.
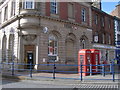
[108,18,111,29]
[94,14,98,24]
[48,34,58,62]
[0,11,1,24]
[50,0,58,14]
[81,39,85,49]
[24,0,35,9]
[80,35,89,49]
[4,6,8,21]
[108,34,111,44]
[11,0,16,16]
[81,8,86,22]
[101,16,104,27]
[102,33,105,44]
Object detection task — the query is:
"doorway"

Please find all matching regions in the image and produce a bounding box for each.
[24,45,35,69]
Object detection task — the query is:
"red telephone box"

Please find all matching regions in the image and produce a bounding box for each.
[78,49,91,76]
[90,49,100,72]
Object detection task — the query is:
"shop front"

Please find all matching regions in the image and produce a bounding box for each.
[93,44,116,64]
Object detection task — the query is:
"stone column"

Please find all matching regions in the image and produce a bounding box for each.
[0,34,2,63]
[58,40,66,64]
[39,32,48,64]
[34,35,40,70]
[17,29,23,68]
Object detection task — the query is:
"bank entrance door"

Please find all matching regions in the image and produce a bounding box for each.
[27,51,34,69]
[24,45,35,69]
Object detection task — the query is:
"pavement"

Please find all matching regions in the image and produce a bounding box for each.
[1,70,120,89]
[1,70,120,85]
[1,64,120,89]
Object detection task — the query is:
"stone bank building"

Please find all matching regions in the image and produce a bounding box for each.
[0,0,115,69]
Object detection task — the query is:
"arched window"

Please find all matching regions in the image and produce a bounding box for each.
[81,39,85,49]
[48,34,58,62]
[2,35,7,62]
[65,33,76,62]
[80,35,89,49]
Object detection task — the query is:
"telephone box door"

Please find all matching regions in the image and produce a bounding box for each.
[90,49,100,72]
[78,49,91,76]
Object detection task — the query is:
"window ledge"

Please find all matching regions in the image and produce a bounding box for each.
[68,18,75,22]
[50,13,59,18]
[20,9,41,15]
[81,22,87,25]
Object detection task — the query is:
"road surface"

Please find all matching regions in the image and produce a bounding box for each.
[2,78,119,90]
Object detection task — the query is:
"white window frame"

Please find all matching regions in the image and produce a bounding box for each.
[11,0,16,16]
[4,6,8,21]
[24,0,34,9]
[50,0,58,14]
[48,34,58,62]
[0,11,1,24]
[81,8,86,22]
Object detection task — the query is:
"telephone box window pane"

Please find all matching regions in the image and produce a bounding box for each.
[80,55,84,64]
[96,55,98,64]
[87,55,90,64]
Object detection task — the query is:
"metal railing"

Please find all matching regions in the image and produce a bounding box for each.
[1,62,120,82]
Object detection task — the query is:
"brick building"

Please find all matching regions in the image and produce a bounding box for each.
[0,0,116,70]
[92,6,115,63]
[0,1,93,70]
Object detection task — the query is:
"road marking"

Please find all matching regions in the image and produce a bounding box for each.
[68,84,119,88]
